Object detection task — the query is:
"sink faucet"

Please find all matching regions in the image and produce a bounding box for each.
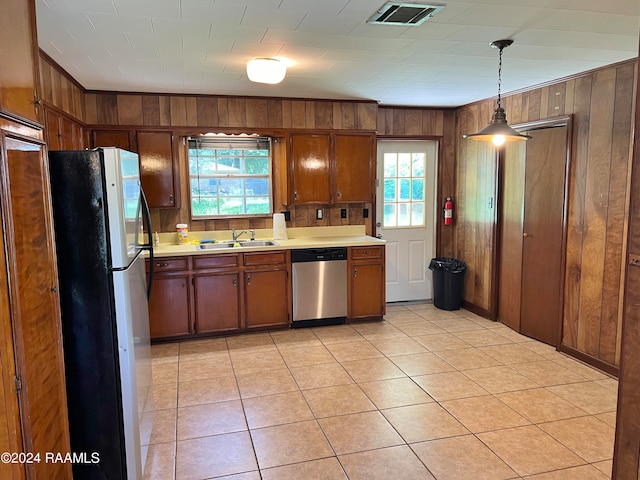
[232,229,247,242]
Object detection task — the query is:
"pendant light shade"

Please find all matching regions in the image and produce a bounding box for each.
[464,40,531,145]
[246,58,286,84]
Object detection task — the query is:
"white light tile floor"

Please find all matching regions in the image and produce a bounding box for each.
[143,304,616,480]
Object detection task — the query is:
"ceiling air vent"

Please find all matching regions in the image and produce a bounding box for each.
[367,2,444,26]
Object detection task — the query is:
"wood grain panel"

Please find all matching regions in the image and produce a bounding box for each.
[562,75,593,349]
[392,109,406,136]
[404,110,422,135]
[196,97,218,126]
[246,98,268,128]
[305,101,315,128]
[315,101,333,130]
[577,68,616,357]
[97,93,118,124]
[539,86,549,119]
[340,102,357,130]
[510,93,523,125]
[422,110,435,135]
[186,97,198,126]
[170,96,187,126]
[85,92,97,124]
[142,95,161,125]
[439,110,456,257]
[281,100,292,128]
[117,94,143,125]
[216,98,228,127]
[227,98,246,127]
[291,100,305,128]
[528,89,542,121]
[358,103,377,131]
[267,99,283,128]
[159,96,171,126]
[548,82,566,117]
[599,64,635,364]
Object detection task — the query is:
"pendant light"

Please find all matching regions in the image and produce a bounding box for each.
[464,39,530,146]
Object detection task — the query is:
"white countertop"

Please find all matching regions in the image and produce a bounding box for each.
[149,226,385,258]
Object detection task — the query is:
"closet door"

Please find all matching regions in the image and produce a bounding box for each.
[498,123,569,346]
[519,126,568,345]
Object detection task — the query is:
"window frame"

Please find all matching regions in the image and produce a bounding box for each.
[187,135,274,220]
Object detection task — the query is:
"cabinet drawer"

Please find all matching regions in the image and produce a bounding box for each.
[350,246,383,260]
[148,257,188,272]
[243,251,287,266]
[193,254,240,270]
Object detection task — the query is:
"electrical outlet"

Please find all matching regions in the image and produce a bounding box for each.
[316,208,323,220]
[340,208,347,219]
[363,208,369,218]
[281,211,291,221]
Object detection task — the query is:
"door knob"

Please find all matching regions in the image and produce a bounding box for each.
[523,232,529,238]
[376,222,381,227]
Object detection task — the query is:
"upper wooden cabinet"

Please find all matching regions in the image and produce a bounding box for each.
[334,133,374,203]
[137,131,179,208]
[92,129,133,151]
[290,133,331,204]
[0,0,40,124]
[45,108,84,150]
[288,132,374,205]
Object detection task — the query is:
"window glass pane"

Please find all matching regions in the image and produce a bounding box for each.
[245,178,269,196]
[219,178,243,196]
[412,202,425,226]
[397,203,411,226]
[384,203,396,227]
[412,153,425,177]
[246,197,270,214]
[412,179,424,201]
[245,157,269,174]
[192,198,219,216]
[399,179,411,201]
[219,197,244,215]
[384,153,397,178]
[384,179,396,201]
[398,153,411,177]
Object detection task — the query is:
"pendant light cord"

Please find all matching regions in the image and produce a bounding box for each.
[496,46,503,110]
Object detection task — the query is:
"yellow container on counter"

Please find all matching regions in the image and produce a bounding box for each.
[176,223,189,244]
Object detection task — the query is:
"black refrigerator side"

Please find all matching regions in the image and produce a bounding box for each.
[48,149,128,480]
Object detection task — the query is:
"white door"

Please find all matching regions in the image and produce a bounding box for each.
[376,140,437,302]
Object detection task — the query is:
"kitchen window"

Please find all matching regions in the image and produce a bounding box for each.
[188,136,272,218]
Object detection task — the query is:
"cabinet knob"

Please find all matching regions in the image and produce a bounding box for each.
[523,232,529,238]
[169,194,174,204]
[364,250,369,255]
[293,192,298,200]
[336,191,341,198]
[156,262,169,267]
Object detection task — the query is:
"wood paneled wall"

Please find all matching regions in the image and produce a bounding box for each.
[38,52,85,122]
[455,59,637,369]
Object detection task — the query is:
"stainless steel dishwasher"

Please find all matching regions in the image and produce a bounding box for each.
[291,247,347,328]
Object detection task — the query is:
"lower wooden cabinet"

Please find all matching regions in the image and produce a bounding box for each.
[349,246,386,319]
[193,272,241,334]
[148,273,191,339]
[147,251,291,340]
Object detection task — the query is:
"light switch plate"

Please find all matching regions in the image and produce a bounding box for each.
[316,209,323,219]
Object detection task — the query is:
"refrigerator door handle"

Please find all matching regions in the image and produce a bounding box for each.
[140,188,154,300]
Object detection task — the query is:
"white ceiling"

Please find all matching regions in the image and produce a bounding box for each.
[36,0,640,107]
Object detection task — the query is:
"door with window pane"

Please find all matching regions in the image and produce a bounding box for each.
[376,141,437,302]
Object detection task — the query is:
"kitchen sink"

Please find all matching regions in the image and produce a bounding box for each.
[197,240,279,250]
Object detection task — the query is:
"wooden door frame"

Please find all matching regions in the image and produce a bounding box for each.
[612,46,640,480]
[492,116,573,350]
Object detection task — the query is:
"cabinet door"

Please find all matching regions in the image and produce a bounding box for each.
[245,269,289,328]
[148,274,191,339]
[335,134,374,202]
[2,133,72,478]
[194,272,241,334]
[0,0,39,123]
[45,109,62,150]
[350,262,385,319]
[137,131,178,208]
[92,130,132,151]
[290,134,331,203]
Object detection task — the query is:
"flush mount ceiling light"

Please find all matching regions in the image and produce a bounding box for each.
[246,58,286,84]
[464,39,531,146]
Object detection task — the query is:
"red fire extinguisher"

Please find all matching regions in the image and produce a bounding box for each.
[444,197,453,226]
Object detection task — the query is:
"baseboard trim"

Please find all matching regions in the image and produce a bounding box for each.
[559,344,619,378]
[462,302,491,319]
